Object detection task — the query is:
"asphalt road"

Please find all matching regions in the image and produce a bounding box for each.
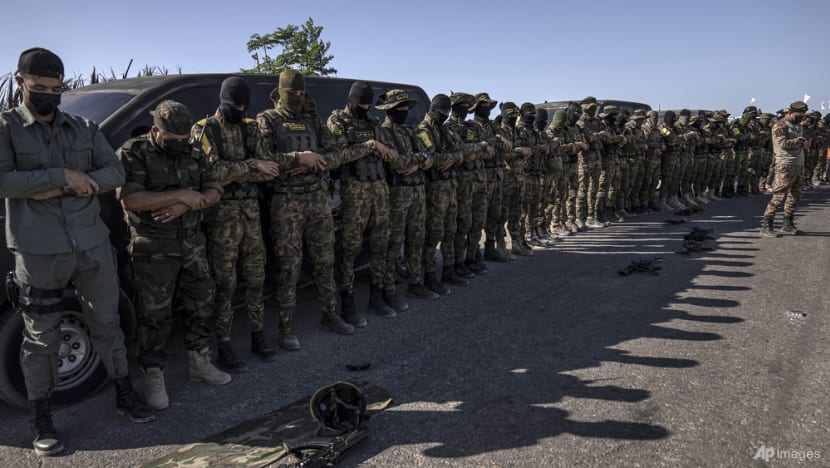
[0,188,828,467]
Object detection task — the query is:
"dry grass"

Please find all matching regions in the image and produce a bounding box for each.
[0,60,180,111]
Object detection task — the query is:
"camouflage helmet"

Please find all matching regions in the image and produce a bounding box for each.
[310,382,367,431]
[375,89,417,110]
[470,92,498,112]
[149,100,192,135]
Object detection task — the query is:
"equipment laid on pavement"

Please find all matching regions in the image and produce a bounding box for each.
[618,257,664,276]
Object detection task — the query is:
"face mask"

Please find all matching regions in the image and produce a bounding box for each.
[475,106,492,119]
[280,91,304,114]
[521,114,535,125]
[26,88,61,115]
[647,116,658,126]
[220,103,244,124]
[535,120,546,131]
[159,138,191,156]
[678,116,689,126]
[388,108,409,125]
[428,110,448,124]
[349,103,369,119]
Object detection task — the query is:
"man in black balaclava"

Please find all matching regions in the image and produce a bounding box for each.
[641,110,666,210]
[547,104,589,234]
[193,77,281,373]
[657,110,682,209]
[515,102,547,248]
[415,94,466,295]
[328,81,401,323]
[576,97,603,228]
[497,102,534,255]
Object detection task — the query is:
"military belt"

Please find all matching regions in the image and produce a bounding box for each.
[131,225,200,240]
[272,184,321,195]
[221,182,260,200]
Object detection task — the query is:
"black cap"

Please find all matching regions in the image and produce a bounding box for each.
[17,47,64,79]
[430,94,451,112]
[679,109,691,117]
[348,81,374,106]
[219,77,250,106]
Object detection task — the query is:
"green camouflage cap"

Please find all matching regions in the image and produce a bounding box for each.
[581,96,597,105]
[788,101,808,113]
[450,92,476,111]
[470,92,497,111]
[598,105,619,118]
[150,100,192,135]
[375,89,417,110]
[631,109,647,120]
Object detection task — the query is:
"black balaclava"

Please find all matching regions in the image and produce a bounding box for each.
[614,114,627,130]
[678,109,691,126]
[451,103,468,118]
[428,94,451,123]
[501,102,519,128]
[475,104,492,119]
[566,102,581,125]
[663,110,676,127]
[535,108,548,130]
[218,77,250,124]
[520,102,536,125]
[348,80,373,119]
[387,106,409,125]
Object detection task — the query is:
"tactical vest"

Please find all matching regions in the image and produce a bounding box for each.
[264,110,323,189]
[204,116,260,200]
[472,118,505,168]
[382,124,424,187]
[422,124,459,182]
[333,110,385,182]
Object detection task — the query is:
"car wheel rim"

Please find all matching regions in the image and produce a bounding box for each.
[56,313,101,391]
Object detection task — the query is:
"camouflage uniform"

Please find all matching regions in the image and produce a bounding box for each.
[689,116,711,203]
[762,103,808,234]
[118,131,221,372]
[468,93,509,261]
[515,104,546,239]
[546,107,584,233]
[497,104,531,254]
[674,112,700,206]
[756,114,774,192]
[416,98,465,290]
[192,112,270,346]
[813,116,829,183]
[640,111,665,209]
[596,106,625,223]
[729,110,753,196]
[256,72,378,345]
[624,112,648,211]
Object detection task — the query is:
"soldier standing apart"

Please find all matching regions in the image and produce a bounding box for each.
[193,77,279,374]
[0,48,153,457]
[328,81,399,323]
[119,100,231,410]
[761,101,809,237]
[256,70,391,350]
[418,94,466,295]
[375,89,439,302]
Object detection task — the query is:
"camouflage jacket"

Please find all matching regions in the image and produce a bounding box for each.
[415,115,463,182]
[657,122,679,153]
[576,115,603,155]
[496,123,523,173]
[771,119,805,166]
[515,120,548,173]
[118,134,222,241]
[598,119,625,157]
[256,103,376,189]
[622,121,647,158]
[377,116,427,187]
[641,121,666,157]
[445,115,486,173]
[469,115,509,169]
[729,119,753,151]
[546,123,583,164]
[673,122,699,154]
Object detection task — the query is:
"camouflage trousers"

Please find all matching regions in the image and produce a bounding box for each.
[804,149,818,182]
[15,242,127,399]
[577,152,600,219]
[679,153,695,194]
[424,179,458,273]
[721,149,738,190]
[541,172,559,225]
[640,155,661,206]
[521,173,541,235]
[763,163,805,219]
[338,180,390,290]
[735,150,751,190]
[597,154,618,211]
[613,157,629,211]
[660,152,678,201]
[501,171,524,241]
[707,152,723,193]
[455,171,487,264]
[133,232,215,370]
[206,200,267,342]
[628,155,645,209]
[483,168,504,243]
[270,190,338,320]
[553,163,578,223]
[813,147,828,181]
[385,184,426,292]
[693,153,709,194]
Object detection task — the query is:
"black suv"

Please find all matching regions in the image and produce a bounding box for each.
[0,74,430,409]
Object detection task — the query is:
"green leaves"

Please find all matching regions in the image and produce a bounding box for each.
[242,17,336,77]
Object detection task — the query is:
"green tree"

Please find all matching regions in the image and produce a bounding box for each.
[243,17,336,76]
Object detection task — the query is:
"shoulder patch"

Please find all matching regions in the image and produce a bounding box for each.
[731,127,741,136]
[660,127,671,136]
[417,130,434,149]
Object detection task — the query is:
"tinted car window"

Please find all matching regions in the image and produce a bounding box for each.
[61,91,136,125]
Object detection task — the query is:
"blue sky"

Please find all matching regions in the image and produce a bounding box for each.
[3,0,829,115]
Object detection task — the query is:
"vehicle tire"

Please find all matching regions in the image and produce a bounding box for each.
[0,303,108,410]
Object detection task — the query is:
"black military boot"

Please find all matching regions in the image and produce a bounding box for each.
[760,218,778,238]
[383,288,410,313]
[340,289,367,327]
[251,331,279,362]
[30,399,63,457]
[780,216,799,235]
[407,282,440,300]
[424,271,450,295]
[114,376,156,423]
[278,316,300,351]
[368,284,396,317]
[215,340,247,373]
[526,228,543,247]
[472,249,488,274]
[320,309,355,335]
[454,262,475,280]
[442,264,469,286]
